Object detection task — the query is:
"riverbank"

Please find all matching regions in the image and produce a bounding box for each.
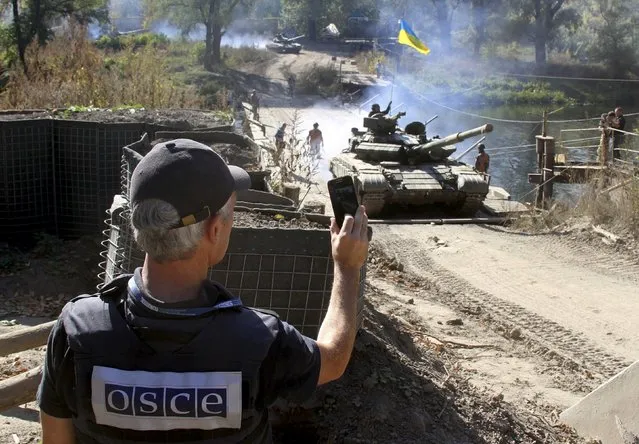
[356,50,639,107]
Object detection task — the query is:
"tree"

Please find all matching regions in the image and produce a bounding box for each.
[469,0,503,55]
[510,0,579,66]
[428,0,460,52]
[588,0,638,76]
[145,0,257,70]
[7,0,107,74]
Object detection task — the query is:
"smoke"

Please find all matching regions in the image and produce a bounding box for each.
[88,21,105,40]
[290,99,369,181]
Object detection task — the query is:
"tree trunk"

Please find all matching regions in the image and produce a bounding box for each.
[203,0,216,70]
[533,0,547,66]
[434,2,453,51]
[534,26,547,65]
[204,24,214,71]
[472,0,486,56]
[32,0,47,45]
[11,0,28,75]
[211,27,223,65]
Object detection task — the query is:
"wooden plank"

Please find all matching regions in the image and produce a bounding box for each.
[0,366,42,412]
[542,138,555,202]
[0,321,55,357]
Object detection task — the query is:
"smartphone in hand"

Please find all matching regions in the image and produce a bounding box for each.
[327,176,360,228]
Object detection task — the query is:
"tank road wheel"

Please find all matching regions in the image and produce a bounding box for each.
[354,177,386,218]
[361,196,385,217]
[455,194,484,217]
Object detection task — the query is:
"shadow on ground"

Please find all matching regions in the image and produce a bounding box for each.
[271,298,484,444]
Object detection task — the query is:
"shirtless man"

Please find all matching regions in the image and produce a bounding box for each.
[307,123,324,156]
[475,144,490,174]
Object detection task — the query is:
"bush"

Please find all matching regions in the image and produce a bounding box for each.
[222,46,275,69]
[0,24,200,109]
[295,63,340,96]
[95,32,170,52]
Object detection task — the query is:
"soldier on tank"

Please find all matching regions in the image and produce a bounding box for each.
[37,139,369,443]
[368,101,392,117]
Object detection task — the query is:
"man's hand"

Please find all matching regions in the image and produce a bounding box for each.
[317,205,369,385]
[330,205,369,271]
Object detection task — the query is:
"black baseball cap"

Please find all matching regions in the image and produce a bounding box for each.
[130,139,251,229]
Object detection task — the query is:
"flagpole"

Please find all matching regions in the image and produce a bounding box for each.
[390,75,394,102]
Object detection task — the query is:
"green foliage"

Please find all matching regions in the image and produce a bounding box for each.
[95,33,170,51]
[586,0,638,76]
[144,0,259,67]
[0,23,17,66]
[293,62,340,96]
[222,46,276,69]
[281,0,380,35]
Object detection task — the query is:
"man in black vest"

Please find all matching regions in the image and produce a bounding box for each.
[37,139,369,443]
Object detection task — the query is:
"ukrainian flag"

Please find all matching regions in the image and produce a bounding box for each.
[397,19,430,55]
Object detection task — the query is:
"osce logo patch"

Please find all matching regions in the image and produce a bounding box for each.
[91,366,242,431]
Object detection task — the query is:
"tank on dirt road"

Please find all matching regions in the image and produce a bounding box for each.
[266,34,304,54]
[329,113,493,217]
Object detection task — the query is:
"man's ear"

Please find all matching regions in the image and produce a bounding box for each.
[206,215,222,244]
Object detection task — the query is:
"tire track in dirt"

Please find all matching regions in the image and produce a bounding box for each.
[373,224,636,380]
[536,232,639,282]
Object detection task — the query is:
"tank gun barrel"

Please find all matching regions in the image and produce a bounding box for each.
[422,124,493,150]
[410,124,493,162]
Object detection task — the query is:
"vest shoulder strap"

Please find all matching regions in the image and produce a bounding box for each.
[248,306,280,319]
[62,274,138,355]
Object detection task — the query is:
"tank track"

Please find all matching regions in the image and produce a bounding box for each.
[456,193,485,217]
[361,194,386,217]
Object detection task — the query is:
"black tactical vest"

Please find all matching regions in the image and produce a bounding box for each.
[62,274,280,443]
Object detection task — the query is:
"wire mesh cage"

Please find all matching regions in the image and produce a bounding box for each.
[99,194,367,338]
[1,119,184,239]
[0,120,54,233]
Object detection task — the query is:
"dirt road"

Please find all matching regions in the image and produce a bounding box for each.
[374,224,639,378]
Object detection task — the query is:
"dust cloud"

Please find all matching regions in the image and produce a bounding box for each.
[292,99,368,180]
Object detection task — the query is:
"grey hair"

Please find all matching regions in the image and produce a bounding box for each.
[131,198,233,263]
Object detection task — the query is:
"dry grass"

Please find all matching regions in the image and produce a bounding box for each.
[573,173,639,236]
[511,172,639,238]
[0,24,201,110]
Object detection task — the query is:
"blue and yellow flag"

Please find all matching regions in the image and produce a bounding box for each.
[397,19,430,55]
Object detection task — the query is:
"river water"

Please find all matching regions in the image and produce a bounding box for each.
[314,85,638,204]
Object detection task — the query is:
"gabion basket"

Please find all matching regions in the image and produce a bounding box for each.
[99,195,367,338]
